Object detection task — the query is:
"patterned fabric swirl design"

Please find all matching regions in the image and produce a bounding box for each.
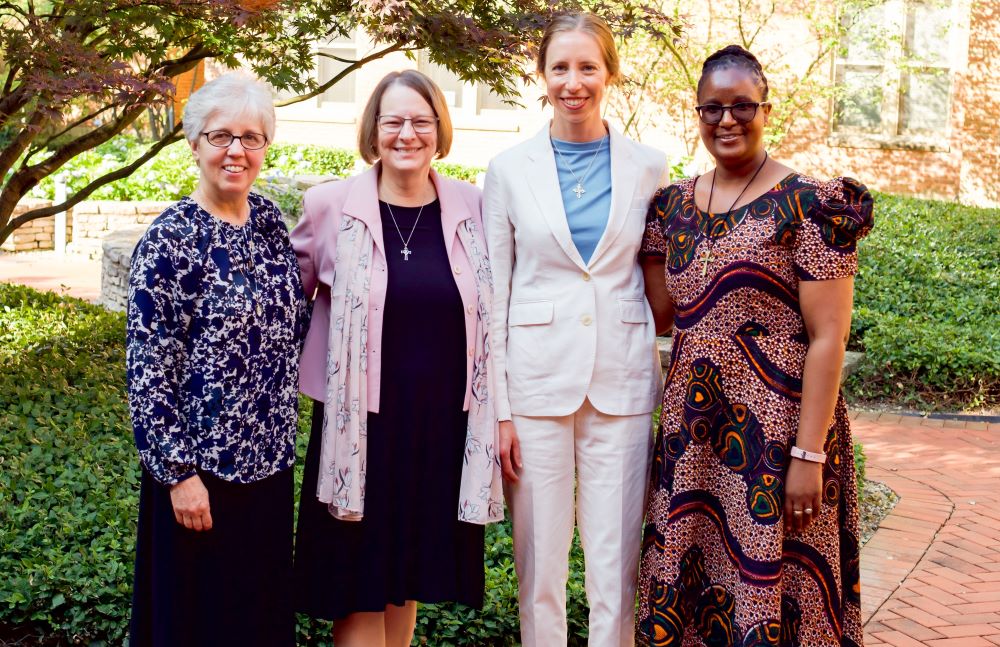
[636,174,874,647]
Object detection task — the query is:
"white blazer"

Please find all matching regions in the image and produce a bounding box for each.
[485,124,667,420]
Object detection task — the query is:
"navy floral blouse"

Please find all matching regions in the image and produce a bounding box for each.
[126,194,307,486]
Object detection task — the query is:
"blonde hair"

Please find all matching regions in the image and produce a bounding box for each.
[182,72,276,144]
[536,12,621,85]
[357,70,453,165]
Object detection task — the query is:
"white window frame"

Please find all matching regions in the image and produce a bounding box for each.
[829,0,959,152]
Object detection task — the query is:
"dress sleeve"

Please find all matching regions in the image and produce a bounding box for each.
[793,177,874,281]
[126,221,198,485]
[639,186,673,260]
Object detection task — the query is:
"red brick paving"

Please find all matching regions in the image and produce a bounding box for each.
[0,250,102,301]
[856,411,1000,646]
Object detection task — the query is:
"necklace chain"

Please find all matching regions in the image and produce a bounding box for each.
[699,151,769,277]
[384,200,425,261]
[552,134,608,199]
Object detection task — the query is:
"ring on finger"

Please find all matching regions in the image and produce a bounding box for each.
[804,508,814,515]
[792,509,803,516]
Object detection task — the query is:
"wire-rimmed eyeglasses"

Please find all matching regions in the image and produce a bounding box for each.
[377,115,439,134]
[201,130,269,150]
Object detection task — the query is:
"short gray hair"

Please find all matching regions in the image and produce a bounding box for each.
[181,72,276,144]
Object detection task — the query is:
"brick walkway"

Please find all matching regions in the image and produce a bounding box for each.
[0,251,101,302]
[855,411,1000,646]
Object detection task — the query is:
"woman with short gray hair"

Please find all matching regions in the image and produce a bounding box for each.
[126,71,305,646]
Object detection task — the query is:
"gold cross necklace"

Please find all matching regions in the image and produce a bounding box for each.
[700,151,769,277]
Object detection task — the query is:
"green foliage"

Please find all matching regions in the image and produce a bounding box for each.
[0,284,136,644]
[432,162,484,184]
[27,137,484,226]
[853,442,866,485]
[848,192,1000,409]
[0,284,563,645]
[29,138,361,205]
[1,282,878,644]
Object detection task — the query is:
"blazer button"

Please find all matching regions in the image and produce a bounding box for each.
[453,265,462,274]
[466,305,475,314]
[582,272,591,281]
[468,347,475,357]
[580,314,593,326]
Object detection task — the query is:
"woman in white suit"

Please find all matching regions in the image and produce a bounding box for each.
[484,12,667,647]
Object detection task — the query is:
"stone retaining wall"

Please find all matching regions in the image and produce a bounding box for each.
[0,200,70,252]
[68,200,172,259]
[2,198,170,256]
[100,226,148,311]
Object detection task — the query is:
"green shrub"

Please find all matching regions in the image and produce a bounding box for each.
[2,282,881,645]
[432,162,484,184]
[0,285,136,644]
[0,284,574,646]
[848,192,1000,409]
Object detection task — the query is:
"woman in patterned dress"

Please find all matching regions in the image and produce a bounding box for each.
[635,45,874,646]
[126,73,306,645]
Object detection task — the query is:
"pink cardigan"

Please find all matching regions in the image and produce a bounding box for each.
[290,165,485,412]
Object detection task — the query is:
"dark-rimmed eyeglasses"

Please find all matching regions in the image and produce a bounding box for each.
[695,102,769,125]
[377,115,439,134]
[201,130,268,150]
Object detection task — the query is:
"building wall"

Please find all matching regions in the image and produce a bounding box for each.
[270,4,997,205]
[957,0,999,207]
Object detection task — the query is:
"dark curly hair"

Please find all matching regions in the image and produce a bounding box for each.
[697,45,769,101]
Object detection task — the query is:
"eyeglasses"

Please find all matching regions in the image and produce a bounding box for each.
[377,115,439,134]
[695,102,769,125]
[201,130,268,150]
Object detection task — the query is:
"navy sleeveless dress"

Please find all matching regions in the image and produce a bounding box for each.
[294,199,485,619]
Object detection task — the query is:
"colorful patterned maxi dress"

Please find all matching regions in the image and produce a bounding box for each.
[635,174,874,647]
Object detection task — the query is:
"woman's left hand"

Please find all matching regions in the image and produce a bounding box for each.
[784,458,823,534]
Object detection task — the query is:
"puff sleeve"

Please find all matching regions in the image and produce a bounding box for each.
[639,185,675,260]
[793,177,874,281]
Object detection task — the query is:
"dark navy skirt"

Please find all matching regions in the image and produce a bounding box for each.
[128,467,295,646]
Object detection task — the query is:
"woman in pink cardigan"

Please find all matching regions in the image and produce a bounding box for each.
[289,70,502,647]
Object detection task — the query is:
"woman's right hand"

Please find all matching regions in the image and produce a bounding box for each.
[499,420,522,483]
[169,475,213,531]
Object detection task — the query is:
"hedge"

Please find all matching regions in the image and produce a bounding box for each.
[0,283,578,646]
[0,281,874,645]
[848,192,999,409]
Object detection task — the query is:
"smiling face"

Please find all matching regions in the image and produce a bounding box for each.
[190,110,268,202]
[376,83,439,178]
[543,30,611,141]
[697,67,771,167]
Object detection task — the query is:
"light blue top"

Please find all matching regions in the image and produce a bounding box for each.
[552,136,612,265]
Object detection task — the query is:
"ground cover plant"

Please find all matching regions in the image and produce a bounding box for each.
[1,281,875,645]
[848,193,999,410]
[0,283,568,646]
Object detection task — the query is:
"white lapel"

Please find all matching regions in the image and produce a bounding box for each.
[522,126,589,271]
[589,126,639,266]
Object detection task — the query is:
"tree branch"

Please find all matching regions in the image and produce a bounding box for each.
[0,124,184,241]
[0,108,47,182]
[274,42,405,107]
[28,105,119,160]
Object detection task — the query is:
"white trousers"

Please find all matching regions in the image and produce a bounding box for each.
[506,399,653,647]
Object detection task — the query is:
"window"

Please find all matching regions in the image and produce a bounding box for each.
[317,32,358,105]
[418,51,465,109]
[477,85,518,113]
[832,0,954,149]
